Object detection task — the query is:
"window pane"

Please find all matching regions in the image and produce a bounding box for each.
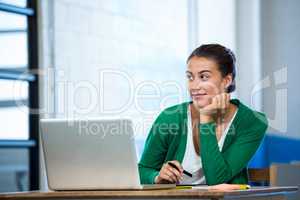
[0,11,27,30]
[0,33,28,67]
[0,0,27,8]
[0,80,28,100]
[0,107,28,140]
[0,149,29,192]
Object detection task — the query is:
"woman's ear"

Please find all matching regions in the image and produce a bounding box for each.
[223,74,233,90]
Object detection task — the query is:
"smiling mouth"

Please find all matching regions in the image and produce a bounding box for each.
[191,92,207,98]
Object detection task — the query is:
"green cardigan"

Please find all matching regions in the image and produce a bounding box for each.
[138,99,268,185]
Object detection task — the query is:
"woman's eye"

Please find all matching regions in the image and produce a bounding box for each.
[200,74,209,81]
[186,74,194,81]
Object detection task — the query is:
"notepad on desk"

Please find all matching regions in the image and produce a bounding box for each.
[175,184,210,190]
[176,184,251,191]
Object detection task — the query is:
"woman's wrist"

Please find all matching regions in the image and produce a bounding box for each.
[200,114,214,124]
[154,175,160,184]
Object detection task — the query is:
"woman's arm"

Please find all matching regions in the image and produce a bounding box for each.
[138,104,185,184]
[138,113,170,184]
[200,112,268,185]
[138,164,160,184]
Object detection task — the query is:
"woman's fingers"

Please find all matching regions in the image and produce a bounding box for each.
[221,93,226,109]
[161,169,176,183]
[205,96,218,114]
[209,184,242,191]
[167,161,184,182]
[225,93,230,108]
[157,163,183,183]
[198,93,231,117]
[168,167,182,182]
[217,95,222,108]
[156,165,171,183]
[212,96,218,108]
[215,93,230,110]
[164,168,179,183]
[168,160,184,173]
[160,161,185,183]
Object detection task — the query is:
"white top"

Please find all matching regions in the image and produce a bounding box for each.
[180,105,238,185]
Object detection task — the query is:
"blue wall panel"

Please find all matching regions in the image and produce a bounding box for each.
[249,134,300,168]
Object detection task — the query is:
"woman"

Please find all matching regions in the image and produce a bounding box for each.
[138,44,268,185]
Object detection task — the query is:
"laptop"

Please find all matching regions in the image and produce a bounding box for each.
[40,118,175,190]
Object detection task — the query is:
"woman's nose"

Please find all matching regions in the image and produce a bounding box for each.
[189,79,202,89]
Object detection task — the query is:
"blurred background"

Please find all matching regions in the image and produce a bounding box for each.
[0,0,299,196]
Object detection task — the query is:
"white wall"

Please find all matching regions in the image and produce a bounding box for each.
[235,0,262,110]
[261,0,300,138]
[39,0,190,190]
[196,0,236,51]
[41,0,190,138]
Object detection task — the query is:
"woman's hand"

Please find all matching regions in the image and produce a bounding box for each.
[205,184,247,191]
[195,93,230,123]
[154,160,183,184]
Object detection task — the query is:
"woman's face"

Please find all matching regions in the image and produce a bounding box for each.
[186,56,232,108]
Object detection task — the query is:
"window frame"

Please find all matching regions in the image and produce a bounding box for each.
[0,0,39,191]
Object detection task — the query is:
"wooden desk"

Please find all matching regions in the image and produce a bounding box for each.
[0,186,297,200]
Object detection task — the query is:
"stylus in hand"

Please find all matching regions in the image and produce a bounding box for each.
[168,162,193,178]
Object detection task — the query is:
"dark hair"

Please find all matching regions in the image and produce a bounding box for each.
[187,44,236,93]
